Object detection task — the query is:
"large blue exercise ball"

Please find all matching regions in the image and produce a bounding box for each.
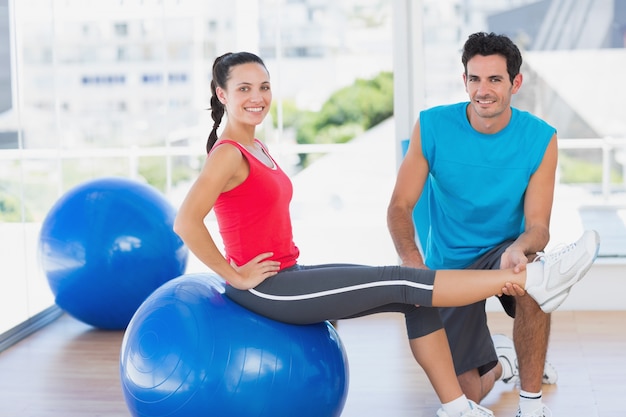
[120,273,349,417]
[38,177,188,329]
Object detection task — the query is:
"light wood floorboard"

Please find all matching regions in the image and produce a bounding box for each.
[0,311,624,417]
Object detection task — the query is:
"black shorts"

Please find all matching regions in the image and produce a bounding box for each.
[440,240,516,377]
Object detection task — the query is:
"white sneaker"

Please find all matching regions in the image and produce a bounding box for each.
[491,334,558,384]
[525,230,600,313]
[436,400,494,417]
[516,405,552,417]
[492,334,518,383]
[541,360,558,384]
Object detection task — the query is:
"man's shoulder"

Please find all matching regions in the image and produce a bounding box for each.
[420,102,468,125]
[511,107,556,131]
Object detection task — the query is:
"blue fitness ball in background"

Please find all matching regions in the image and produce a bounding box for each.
[120,273,349,417]
[38,177,188,329]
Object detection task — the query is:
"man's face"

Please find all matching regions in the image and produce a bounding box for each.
[463,54,521,122]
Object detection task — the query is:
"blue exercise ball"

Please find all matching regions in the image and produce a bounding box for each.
[120,273,349,417]
[38,177,188,329]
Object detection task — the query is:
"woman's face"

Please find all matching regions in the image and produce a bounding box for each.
[217,62,272,127]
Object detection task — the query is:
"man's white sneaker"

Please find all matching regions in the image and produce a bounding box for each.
[491,334,558,384]
[525,230,600,313]
[541,360,558,384]
[492,333,518,383]
[436,400,494,417]
[516,405,552,417]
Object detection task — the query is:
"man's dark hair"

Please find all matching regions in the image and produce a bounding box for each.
[461,32,522,84]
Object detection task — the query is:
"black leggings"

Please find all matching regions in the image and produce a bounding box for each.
[225,263,443,339]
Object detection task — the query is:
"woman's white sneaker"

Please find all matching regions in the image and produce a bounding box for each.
[525,230,600,313]
[436,400,494,417]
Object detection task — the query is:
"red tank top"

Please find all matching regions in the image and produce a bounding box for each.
[212,139,299,270]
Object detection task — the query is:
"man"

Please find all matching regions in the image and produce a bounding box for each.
[387,32,558,417]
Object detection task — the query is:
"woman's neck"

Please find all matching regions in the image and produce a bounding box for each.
[220,123,257,145]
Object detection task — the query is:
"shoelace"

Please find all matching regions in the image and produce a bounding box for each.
[533,241,576,264]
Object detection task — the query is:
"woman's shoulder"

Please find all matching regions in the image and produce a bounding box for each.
[214,138,243,150]
[208,140,245,165]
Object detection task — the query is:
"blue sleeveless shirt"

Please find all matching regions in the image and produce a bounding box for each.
[417,102,555,269]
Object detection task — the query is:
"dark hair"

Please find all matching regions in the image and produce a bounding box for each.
[461,32,522,84]
[206,51,268,152]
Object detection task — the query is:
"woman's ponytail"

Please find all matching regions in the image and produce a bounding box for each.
[206,80,224,153]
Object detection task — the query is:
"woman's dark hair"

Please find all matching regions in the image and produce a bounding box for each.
[206,51,268,152]
[461,32,522,84]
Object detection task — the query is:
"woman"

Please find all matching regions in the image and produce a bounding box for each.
[174,51,599,417]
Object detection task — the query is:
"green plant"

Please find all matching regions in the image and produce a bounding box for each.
[293,71,393,166]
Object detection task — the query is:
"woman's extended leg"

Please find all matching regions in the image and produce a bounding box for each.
[431,268,523,306]
[434,229,600,312]
[227,229,599,323]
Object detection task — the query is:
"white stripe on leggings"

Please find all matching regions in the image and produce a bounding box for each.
[248,280,434,301]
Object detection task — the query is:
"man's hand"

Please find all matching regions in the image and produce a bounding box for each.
[401,260,429,270]
[501,245,529,273]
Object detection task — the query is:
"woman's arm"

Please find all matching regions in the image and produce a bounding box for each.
[173,144,279,289]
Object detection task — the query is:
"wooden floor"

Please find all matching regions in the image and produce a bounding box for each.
[0,311,624,417]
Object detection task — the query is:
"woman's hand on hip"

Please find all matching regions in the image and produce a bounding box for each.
[229,252,280,290]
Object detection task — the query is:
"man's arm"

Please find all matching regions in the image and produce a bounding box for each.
[502,133,558,271]
[387,119,430,268]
